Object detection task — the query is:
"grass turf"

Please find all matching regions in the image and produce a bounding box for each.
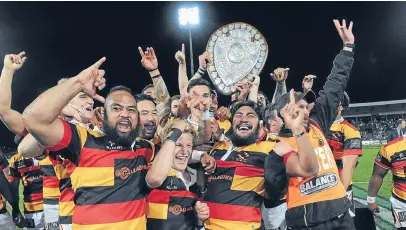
[353,145,393,199]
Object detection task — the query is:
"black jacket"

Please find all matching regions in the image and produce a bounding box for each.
[387,128,402,143]
[264,49,354,227]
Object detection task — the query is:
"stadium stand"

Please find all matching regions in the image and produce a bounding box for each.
[343,99,406,142]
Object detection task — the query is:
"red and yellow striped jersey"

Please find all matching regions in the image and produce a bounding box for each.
[204,140,277,230]
[37,153,61,205]
[0,153,8,210]
[47,120,154,230]
[8,153,44,214]
[327,118,363,170]
[147,167,199,230]
[375,136,406,200]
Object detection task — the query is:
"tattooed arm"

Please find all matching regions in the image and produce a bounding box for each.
[150,69,170,104]
[271,81,287,103]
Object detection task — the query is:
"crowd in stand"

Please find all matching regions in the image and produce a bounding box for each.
[0,18,399,230]
[348,116,405,141]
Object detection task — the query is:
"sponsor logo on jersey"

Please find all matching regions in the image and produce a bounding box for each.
[299,173,338,195]
[350,139,361,149]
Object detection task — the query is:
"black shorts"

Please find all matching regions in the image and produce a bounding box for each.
[287,210,355,230]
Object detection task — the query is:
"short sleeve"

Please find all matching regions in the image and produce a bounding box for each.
[7,156,21,180]
[46,120,84,165]
[343,124,363,156]
[375,147,391,169]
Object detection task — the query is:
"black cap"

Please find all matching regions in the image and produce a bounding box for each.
[276,90,317,112]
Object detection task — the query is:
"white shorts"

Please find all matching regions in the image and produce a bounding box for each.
[261,202,287,230]
[0,212,16,230]
[60,224,72,230]
[43,204,59,230]
[24,211,45,230]
[391,196,406,228]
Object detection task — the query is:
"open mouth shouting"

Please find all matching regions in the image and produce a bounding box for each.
[236,122,253,135]
[117,119,132,133]
[143,122,156,135]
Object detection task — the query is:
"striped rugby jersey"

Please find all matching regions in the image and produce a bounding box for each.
[8,153,44,214]
[375,136,406,201]
[147,167,200,230]
[48,120,154,230]
[0,152,9,210]
[37,152,61,205]
[204,140,277,230]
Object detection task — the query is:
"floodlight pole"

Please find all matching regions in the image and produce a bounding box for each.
[188,27,194,77]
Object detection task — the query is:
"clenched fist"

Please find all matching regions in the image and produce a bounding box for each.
[4,52,27,72]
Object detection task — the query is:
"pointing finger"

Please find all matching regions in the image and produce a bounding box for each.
[289,89,295,104]
[18,51,26,57]
[138,47,145,58]
[91,57,106,69]
[181,44,185,54]
[93,94,105,103]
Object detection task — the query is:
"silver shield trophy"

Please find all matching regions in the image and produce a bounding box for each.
[206,22,268,95]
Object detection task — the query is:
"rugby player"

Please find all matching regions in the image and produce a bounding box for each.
[0,150,25,230]
[327,92,363,217]
[146,118,210,230]
[22,57,154,230]
[367,135,406,229]
[0,52,46,229]
[203,100,316,230]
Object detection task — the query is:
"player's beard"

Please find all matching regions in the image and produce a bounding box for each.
[229,123,259,147]
[102,114,139,147]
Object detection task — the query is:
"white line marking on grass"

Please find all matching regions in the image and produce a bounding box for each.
[354,197,394,229]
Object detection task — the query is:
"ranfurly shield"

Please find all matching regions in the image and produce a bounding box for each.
[206,22,268,95]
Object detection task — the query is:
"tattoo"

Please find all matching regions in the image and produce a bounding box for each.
[156,102,170,127]
[152,77,170,104]
[272,81,287,103]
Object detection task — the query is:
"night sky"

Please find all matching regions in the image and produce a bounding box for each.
[0,1,405,148]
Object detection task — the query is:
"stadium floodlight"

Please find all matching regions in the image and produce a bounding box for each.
[178,7,199,26]
[178,7,200,76]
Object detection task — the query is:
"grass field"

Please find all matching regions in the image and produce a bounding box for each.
[353,145,392,198]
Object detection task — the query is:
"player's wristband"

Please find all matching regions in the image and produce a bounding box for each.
[294,131,305,138]
[366,196,376,203]
[151,74,161,79]
[198,67,206,75]
[344,43,355,49]
[149,68,158,72]
[166,128,183,143]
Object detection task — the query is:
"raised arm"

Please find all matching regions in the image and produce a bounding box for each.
[311,19,355,134]
[270,68,289,103]
[0,52,27,135]
[146,120,187,188]
[302,75,317,94]
[247,75,259,102]
[283,90,319,177]
[176,44,189,93]
[18,134,46,158]
[22,57,106,147]
[139,47,170,104]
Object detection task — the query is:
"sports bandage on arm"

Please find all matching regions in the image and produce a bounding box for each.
[366,196,376,204]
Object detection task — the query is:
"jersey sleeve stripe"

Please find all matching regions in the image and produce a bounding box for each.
[47,120,72,151]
